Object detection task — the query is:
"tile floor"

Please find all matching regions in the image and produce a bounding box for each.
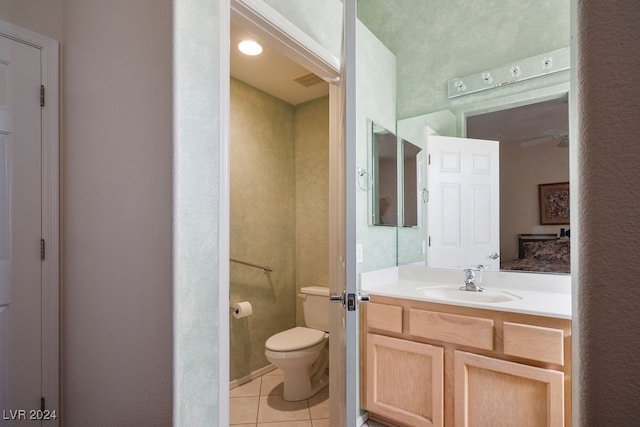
[230,368,329,427]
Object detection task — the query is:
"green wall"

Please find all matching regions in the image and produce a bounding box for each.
[358,0,570,119]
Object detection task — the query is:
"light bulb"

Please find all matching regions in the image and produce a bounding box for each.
[238,40,263,56]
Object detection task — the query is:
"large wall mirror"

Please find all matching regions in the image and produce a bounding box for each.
[467,96,569,273]
[357,0,571,274]
[395,89,571,273]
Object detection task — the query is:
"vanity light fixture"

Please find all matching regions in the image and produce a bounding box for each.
[238,40,263,56]
[447,47,570,98]
[455,80,466,93]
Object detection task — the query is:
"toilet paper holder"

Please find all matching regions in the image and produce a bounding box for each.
[230,301,253,318]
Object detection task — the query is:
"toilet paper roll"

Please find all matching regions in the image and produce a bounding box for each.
[232,301,253,319]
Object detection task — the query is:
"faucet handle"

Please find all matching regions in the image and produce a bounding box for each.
[463,268,475,282]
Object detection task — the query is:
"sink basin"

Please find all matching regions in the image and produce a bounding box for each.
[416,286,522,304]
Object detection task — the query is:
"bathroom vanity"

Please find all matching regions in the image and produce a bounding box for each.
[360,266,571,427]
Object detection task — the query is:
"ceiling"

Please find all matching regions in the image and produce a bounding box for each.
[230,21,329,106]
[467,97,569,145]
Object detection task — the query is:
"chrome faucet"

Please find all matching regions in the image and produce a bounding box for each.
[460,268,485,292]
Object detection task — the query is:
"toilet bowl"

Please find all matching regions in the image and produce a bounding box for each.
[264,286,330,401]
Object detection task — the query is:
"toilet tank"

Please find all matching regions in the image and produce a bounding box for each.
[300,286,330,332]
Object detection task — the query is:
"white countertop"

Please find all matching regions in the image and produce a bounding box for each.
[361,266,572,319]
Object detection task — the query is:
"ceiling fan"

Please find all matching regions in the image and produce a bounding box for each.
[520,129,569,148]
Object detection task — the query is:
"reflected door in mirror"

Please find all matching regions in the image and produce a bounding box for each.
[427,135,500,269]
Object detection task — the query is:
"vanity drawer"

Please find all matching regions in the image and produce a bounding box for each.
[367,302,403,334]
[408,309,494,350]
[503,322,564,365]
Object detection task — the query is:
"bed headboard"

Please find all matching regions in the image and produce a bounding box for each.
[517,234,558,259]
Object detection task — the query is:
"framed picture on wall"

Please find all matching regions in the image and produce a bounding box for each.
[539,182,570,225]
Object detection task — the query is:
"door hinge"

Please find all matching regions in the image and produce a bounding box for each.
[40,239,45,261]
[41,397,45,411]
[40,85,45,107]
[428,153,431,165]
[428,236,431,247]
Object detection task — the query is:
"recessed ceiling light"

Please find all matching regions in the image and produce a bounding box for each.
[238,40,262,56]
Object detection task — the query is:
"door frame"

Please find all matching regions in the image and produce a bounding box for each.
[0,19,60,417]
[226,0,343,424]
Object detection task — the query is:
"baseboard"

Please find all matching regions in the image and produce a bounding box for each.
[229,364,277,389]
[357,412,369,426]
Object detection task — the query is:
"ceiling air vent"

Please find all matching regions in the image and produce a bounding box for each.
[292,72,324,88]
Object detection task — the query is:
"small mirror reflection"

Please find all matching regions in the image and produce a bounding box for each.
[401,139,422,227]
[371,122,398,226]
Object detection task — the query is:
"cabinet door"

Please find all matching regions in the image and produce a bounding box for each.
[366,333,444,427]
[454,351,564,427]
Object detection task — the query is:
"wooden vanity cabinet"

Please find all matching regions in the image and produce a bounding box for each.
[361,297,571,427]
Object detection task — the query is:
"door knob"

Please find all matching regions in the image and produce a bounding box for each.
[489,252,500,260]
[330,291,370,310]
[330,290,345,305]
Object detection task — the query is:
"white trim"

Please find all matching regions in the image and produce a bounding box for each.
[0,19,60,422]
[230,0,340,82]
[357,412,369,426]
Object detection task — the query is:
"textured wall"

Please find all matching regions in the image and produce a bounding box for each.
[358,0,570,119]
[173,0,224,424]
[63,0,173,424]
[575,0,640,424]
[295,96,330,326]
[356,21,397,275]
[229,78,296,380]
[263,0,342,59]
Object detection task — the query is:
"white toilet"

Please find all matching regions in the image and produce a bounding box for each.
[264,285,329,401]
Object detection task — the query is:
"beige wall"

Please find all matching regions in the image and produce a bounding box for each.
[295,96,330,326]
[62,0,173,424]
[229,79,330,379]
[1,0,174,424]
[0,0,64,41]
[229,78,296,380]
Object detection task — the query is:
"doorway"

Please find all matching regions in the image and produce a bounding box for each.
[227,2,344,425]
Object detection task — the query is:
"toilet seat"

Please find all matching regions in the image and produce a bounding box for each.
[265,327,327,352]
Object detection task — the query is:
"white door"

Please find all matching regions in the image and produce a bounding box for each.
[427,135,500,270]
[0,35,44,420]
